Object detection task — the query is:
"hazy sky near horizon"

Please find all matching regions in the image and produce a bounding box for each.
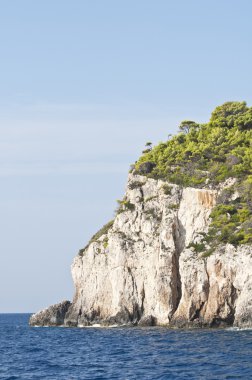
[1,0,252,312]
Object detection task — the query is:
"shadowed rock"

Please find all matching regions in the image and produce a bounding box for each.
[29,300,71,326]
[138,315,156,327]
[138,161,156,174]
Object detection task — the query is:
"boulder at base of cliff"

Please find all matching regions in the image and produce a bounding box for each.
[138,315,157,327]
[29,300,71,326]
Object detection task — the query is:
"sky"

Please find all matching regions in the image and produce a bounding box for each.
[1,0,252,312]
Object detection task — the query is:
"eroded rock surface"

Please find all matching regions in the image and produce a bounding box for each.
[29,300,71,326]
[30,174,252,328]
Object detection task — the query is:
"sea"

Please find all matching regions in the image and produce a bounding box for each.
[0,314,252,379]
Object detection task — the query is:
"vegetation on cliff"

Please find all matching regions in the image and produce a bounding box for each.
[135,101,252,246]
[79,220,114,255]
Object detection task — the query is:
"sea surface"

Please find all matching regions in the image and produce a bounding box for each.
[0,314,252,379]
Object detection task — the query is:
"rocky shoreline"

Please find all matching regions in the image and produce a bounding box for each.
[30,174,252,328]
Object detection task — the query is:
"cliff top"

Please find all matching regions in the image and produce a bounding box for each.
[135,101,252,187]
[133,101,252,247]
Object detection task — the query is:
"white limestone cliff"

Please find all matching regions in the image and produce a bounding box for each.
[30,174,252,328]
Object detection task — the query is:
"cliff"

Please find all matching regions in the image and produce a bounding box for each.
[30,173,252,328]
[30,101,252,328]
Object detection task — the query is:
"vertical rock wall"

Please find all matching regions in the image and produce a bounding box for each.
[30,174,252,328]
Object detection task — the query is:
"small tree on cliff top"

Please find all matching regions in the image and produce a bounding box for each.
[179,120,199,134]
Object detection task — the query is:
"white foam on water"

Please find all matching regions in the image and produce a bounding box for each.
[226,326,252,331]
[78,323,119,328]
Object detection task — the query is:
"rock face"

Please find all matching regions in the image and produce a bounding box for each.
[29,174,252,328]
[29,300,71,326]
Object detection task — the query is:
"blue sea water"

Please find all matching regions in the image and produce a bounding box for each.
[0,314,252,379]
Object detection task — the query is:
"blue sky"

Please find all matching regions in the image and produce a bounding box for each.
[1,0,252,312]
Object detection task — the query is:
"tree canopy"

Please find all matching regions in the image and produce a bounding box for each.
[210,101,252,130]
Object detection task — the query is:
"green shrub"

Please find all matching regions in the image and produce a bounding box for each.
[116,199,135,214]
[216,186,235,204]
[128,180,146,190]
[142,148,152,154]
[162,184,172,195]
[187,242,206,253]
[78,248,86,256]
[103,237,109,249]
[201,247,216,257]
[203,195,252,248]
[78,220,114,255]
[144,208,162,221]
[144,195,158,202]
[144,208,156,218]
[210,101,248,128]
[88,220,114,245]
[169,203,179,210]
